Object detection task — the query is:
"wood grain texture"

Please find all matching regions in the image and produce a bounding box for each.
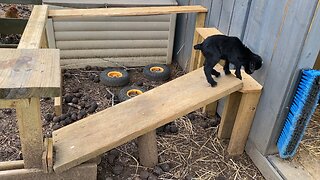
[0,160,24,171]
[0,99,18,108]
[49,6,207,17]
[138,130,158,167]
[18,5,48,49]
[16,98,43,169]
[42,138,49,173]
[52,67,243,173]
[218,92,241,139]
[60,56,167,69]
[228,92,261,155]
[0,49,61,99]
[0,163,97,180]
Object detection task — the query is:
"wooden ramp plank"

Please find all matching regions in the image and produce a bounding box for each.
[52,66,243,173]
[49,5,207,17]
[0,49,61,99]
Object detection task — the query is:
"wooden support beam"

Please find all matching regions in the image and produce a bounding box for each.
[0,163,97,180]
[0,100,17,108]
[47,138,53,173]
[218,92,242,139]
[54,97,62,116]
[138,130,158,167]
[188,13,206,72]
[18,5,48,49]
[15,98,43,169]
[49,6,207,17]
[227,92,262,155]
[0,161,24,171]
[42,138,49,173]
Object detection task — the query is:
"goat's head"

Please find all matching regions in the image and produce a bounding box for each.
[244,53,263,74]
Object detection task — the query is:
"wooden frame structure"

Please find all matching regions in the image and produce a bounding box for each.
[0,5,263,180]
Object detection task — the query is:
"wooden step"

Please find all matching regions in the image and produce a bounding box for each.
[52,66,243,173]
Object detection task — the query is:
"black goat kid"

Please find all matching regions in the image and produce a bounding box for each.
[194,35,263,87]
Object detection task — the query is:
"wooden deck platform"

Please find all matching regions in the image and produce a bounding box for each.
[52,66,243,173]
[0,49,61,99]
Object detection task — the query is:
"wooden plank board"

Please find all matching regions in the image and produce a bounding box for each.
[18,5,48,49]
[47,138,53,173]
[60,56,167,69]
[52,15,171,22]
[0,163,97,180]
[0,49,61,99]
[60,48,168,59]
[42,138,49,173]
[52,67,243,173]
[53,21,170,31]
[46,19,56,49]
[55,31,169,41]
[49,6,207,17]
[0,99,17,108]
[15,98,43,169]
[0,160,24,171]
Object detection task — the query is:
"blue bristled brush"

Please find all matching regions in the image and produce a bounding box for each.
[277,69,320,159]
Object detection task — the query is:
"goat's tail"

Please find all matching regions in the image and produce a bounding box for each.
[193,43,202,50]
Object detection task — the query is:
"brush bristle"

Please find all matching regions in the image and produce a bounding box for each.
[277,69,320,158]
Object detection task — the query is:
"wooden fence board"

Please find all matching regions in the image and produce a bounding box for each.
[218,0,235,35]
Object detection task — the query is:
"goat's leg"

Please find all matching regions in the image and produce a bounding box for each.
[204,57,219,87]
[224,61,231,75]
[211,69,221,77]
[234,63,242,80]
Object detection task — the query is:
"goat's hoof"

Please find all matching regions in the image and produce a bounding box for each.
[236,76,242,80]
[225,70,231,75]
[210,82,217,87]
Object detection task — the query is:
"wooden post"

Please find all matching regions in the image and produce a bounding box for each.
[188,12,206,72]
[218,92,242,139]
[227,92,261,155]
[15,97,43,169]
[137,130,158,167]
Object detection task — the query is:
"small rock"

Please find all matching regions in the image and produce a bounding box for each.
[112,164,124,175]
[83,95,90,101]
[91,101,98,110]
[73,88,80,93]
[135,81,143,86]
[107,154,116,165]
[72,97,79,104]
[164,125,171,133]
[64,72,72,79]
[64,94,73,103]
[93,76,100,83]
[184,175,193,180]
[89,74,95,81]
[60,114,67,120]
[3,109,12,114]
[160,163,170,172]
[71,113,78,121]
[139,170,150,179]
[44,113,54,121]
[53,116,60,123]
[187,113,196,121]
[87,107,96,114]
[209,119,220,127]
[109,149,120,157]
[156,126,164,134]
[75,93,83,98]
[52,124,61,130]
[200,121,209,129]
[60,120,68,126]
[85,65,92,71]
[170,124,179,133]
[153,166,163,176]
[79,102,86,109]
[65,117,72,124]
[148,174,158,180]
[106,93,112,99]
